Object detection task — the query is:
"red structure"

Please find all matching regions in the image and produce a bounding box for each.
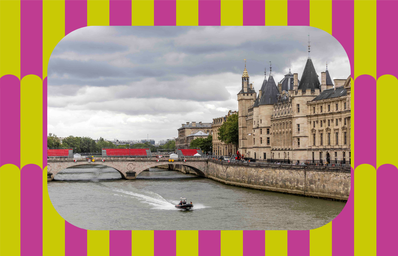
[47,149,71,157]
[179,149,200,156]
[103,148,148,156]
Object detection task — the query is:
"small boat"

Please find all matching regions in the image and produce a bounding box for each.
[175,197,194,210]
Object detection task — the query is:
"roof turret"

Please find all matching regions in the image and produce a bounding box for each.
[259,75,279,105]
[298,58,320,91]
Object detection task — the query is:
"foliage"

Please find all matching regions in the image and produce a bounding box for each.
[47,133,61,149]
[218,113,239,146]
[190,135,212,154]
[159,140,176,151]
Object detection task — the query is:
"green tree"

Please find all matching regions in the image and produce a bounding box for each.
[47,133,61,149]
[159,140,176,151]
[62,136,81,152]
[190,135,212,154]
[218,113,239,147]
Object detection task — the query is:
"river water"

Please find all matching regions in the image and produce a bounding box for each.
[48,165,346,230]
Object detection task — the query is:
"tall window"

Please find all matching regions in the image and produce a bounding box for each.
[313,107,315,114]
[264,153,266,159]
[335,152,338,163]
[328,133,331,145]
[297,124,300,133]
[253,138,255,144]
[260,129,262,134]
[328,120,330,126]
[313,121,315,128]
[336,119,339,126]
[344,118,347,126]
[267,128,270,135]
[321,106,323,113]
[320,133,323,146]
[260,119,262,124]
[260,137,263,144]
[313,134,316,146]
[344,102,347,110]
[336,103,338,111]
[328,105,330,112]
[344,132,347,145]
[297,138,300,147]
[297,104,300,113]
[336,132,339,145]
[321,121,323,128]
[267,137,270,145]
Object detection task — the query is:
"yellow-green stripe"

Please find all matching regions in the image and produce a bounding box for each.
[377,75,398,167]
[265,0,287,26]
[132,0,154,26]
[87,230,109,256]
[354,0,376,78]
[354,164,376,256]
[177,230,198,256]
[310,0,332,34]
[87,0,110,26]
[21,75,43,168]
[132,230,154,256]
[0,165,20,256]
[221,230,242,256]
[177,0,198,26]
[265,230,287,256]
[43,0,65,79]
[221,0,243,26]
[0,0,20,78]
[310,222,332,256]
[43,167,65,256]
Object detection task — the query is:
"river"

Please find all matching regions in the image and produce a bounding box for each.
[48,165,346,230]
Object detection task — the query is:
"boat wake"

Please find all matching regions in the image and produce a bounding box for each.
[111,188,208,210]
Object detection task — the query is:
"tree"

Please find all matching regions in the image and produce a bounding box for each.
[47,133,61,149]
[190,135,212,154]
[62,136,81,152]
[159,140,176,151]
[218,113,239,147]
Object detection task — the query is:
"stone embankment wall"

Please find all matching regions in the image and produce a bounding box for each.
[205,161,350,201]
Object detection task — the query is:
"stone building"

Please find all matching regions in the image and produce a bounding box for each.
[176,121,212,149]
[238,55,351,164]
[212,110,238,156]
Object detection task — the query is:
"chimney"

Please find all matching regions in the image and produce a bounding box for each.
[321,72,327,92]
[259,90,262,98]
[250,83,253,89]
[186,122,189,125]
[293,73,298,90]
[199,121,202,125]
[278,83,282,93]
[192,122,196,127]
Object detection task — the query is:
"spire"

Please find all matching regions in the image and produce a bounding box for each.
[242,59,249,78]
[264,67,267,77]
[326,62,328,71]
[289,68,291,74]
[298,58,320,91]
[308,34,311,59]
[269,61,272,76]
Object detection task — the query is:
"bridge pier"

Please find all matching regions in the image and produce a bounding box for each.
[125,171,136,180]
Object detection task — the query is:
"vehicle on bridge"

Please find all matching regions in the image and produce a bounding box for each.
[175,198,193,210]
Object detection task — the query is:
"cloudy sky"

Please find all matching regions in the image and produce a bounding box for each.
[48,26,350,142]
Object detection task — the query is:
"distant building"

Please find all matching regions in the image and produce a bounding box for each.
[176,121,212,149]
[212,110,238,156]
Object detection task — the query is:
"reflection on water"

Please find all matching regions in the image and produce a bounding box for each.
[48,166,346,230]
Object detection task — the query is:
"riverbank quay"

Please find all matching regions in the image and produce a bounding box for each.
[175,159,350,201]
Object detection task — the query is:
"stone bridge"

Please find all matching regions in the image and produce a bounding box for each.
[47,157,209,181]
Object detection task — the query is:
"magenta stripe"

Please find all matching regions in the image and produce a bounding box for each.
[65,0,87,35]
[199,0,220,26]
[154,230,176,256]
[332,0,354,77]
[377,164,398,256]
[21,0,42,78]
[110,231,132,256]
[354,75,376,168]
[0,75,20,167]
[65,222,87,256]
[377,0,398,78]
[154,0,176,26]
[21,164,43,256]
[199,230,220,256]
[288,0,309,26]
[110,0,132,26]
[43,78,47,168]
[243,0,265,26]
[243,230,264,256]
[332,167,354,256]
[287,230,309,256]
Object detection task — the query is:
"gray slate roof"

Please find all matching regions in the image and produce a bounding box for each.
[326,70,333,86]
[259,76,279,105]
[279,72,295,91]
[312,86,347,101]
[298,58,320,91]
[178,122,212,129]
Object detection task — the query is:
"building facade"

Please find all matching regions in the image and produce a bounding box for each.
[238,56,351,164]
[176,121,212,149]
[212,110,238,156]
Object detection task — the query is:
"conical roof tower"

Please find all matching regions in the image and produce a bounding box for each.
[259,62,279,105]
[298,35,320,91]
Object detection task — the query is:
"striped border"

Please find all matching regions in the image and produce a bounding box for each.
[0,0,396,255]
